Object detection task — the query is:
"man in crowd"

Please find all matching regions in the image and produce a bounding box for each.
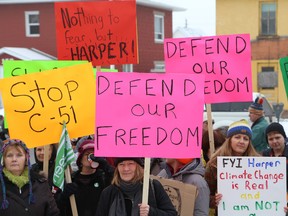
[248,96,269,153]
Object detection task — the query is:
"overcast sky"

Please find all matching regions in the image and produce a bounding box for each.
[154,0,216,36]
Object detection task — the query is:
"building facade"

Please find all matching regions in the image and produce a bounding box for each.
[0,0,183,73]
[216,0,288,111]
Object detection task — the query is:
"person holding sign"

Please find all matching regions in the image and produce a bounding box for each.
[204,120,259,215]
[0,139,60,215]
[56,139,114,216]
[95,157,177,216]
[32,144,57,188]
[158,158,210,216]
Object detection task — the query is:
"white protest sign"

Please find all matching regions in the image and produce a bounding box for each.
[217,156,286,216]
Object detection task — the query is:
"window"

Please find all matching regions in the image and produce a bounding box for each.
[260,2,276,36]
[151,61,165,72]
[25,11,40,37]
[122,64,133,72]
[154,12,164,42]
[258,66,277,89]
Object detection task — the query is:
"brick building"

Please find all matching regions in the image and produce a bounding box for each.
[0,0,183,73]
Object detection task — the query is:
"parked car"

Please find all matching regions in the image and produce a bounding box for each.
[204,92,275,129]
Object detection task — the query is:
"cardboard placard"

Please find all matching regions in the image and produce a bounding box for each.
[151,175,198,216]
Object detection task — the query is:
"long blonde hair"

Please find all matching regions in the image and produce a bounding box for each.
[208,135,259,168]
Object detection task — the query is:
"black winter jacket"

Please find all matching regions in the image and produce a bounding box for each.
[0,170,60,216]
[95,179,177,216]
[57,169,113,216]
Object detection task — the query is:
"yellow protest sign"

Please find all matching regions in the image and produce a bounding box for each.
[0,63,95,148]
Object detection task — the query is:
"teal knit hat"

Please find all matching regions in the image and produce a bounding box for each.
[0,139,34,209]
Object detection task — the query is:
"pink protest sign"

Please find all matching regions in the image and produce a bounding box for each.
[95,72,204,158]
[164,34,252,103]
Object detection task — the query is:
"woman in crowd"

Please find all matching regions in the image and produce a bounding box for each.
[158,158,210,216]
[204,120,259,215]
[0,139,59,215]
[202,128,226,166]
[31,143,57,187]
[95,157,177,216]
[56,139,114,216]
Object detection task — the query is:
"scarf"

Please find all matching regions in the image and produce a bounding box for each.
[109,181,142,216]
[119,180,142,199]
[3,167,29,189]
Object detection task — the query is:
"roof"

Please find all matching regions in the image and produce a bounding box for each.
[0,0,185,11]
[137,0,184,12]
[0,47,56,60]
[173,27,204,38]
[0,0,72,3]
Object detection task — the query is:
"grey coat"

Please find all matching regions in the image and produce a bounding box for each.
[158,158,210,216]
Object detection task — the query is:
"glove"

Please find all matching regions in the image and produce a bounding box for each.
[62,182,78,198]
[89,155,108,169]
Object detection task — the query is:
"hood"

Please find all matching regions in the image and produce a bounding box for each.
[34,144,57,167]
[172,158,205,178]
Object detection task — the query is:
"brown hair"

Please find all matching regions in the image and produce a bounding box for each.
[207,135,259,168]
[3,142,27,166]
[202,129,226,163]
[112,162,144,186]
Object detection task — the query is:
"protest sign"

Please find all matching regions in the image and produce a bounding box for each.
[217,156,286,216]
[280,56,288,98]
[54,1,138,66]
[2,60,89,128]
[164,34,252,103]
[3,60,88,77]
[95,72,204,158]
[151,175,198,216]
[0,63,95,148]
[3,59,117,79]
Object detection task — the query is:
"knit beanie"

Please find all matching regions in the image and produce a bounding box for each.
[226,119,252,139]
[265,123,287,142]
[0,139,34,209]
[76,139,94,167]
[249,97,264,116]
[114,157,144,167]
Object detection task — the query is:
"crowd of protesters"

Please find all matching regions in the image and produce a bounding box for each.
[0,97,288,216]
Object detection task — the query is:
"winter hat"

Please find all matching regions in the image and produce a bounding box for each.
[0,139,34,209]
[227,119,252,139]
[249,97,264,116]
[176,158,194,165]
[75,135,94,153]
[76,139,95,167]
[114,157,144,167]
[265,122,287,141]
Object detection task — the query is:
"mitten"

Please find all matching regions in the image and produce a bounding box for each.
[62,182,78,198]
